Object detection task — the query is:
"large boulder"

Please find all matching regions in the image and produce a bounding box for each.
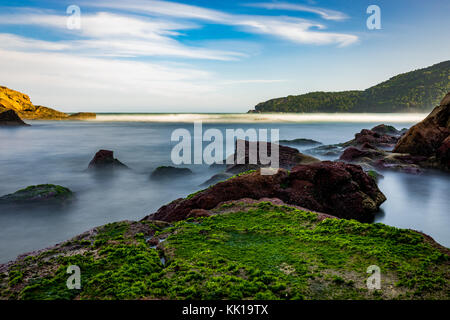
[393,93,450,170]
[144,161,386,222]
[225,139,319,174]
[0,184,73,205]
[87,150,128,170]
[0,109,29,126]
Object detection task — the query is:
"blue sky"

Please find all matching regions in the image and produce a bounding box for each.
[0,0,448,112]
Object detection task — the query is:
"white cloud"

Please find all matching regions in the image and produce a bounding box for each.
[0,11,245,60]
[247,2,349,21]
[0,47,219,111]
[85,0,358,47]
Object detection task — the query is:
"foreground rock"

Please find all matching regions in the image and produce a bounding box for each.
[87,150,128,170]
[0,110,29,126]
[0,184,73,205]
[146,161,386,223]
[394,93,450,171]
[0,86,95,120]
[150,166,193,180]
[1,200,448,300]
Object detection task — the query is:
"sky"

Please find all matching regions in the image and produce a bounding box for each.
[0,0,449,112]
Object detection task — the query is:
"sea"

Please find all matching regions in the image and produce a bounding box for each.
[0,113,449,263]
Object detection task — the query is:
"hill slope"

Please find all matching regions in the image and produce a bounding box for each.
[0,86,95,120]
[251,60,450,113]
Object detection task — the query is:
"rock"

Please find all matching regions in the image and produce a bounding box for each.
[394,92,450,171]
[186,209,211,218]
[200,172,233,186]
[343,129,399,148]
[371,124,406,137]
[339,145,427,174]
[88,150,128,170]
[305,144,344,158]
[144,161,386,223]
[278,138,322,146]
[0,109,29,126]
[339,146,382,162]
[226,139,319,174]
[150,166,192,180]
[0,184,73,205]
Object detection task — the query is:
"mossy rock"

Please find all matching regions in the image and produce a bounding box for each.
[1,201,448,300]
[0,184,74,205]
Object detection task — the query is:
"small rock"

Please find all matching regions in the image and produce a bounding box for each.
[88,150,128,170]
[150,166,193,180]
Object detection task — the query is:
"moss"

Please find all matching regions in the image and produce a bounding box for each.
[1,204,448,300]
[0,184,73,203]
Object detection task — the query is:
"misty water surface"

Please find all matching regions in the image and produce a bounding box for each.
[0,118,449,263]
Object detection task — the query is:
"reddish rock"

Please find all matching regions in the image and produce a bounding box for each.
[88,150,128,170]
[226,139,319,174]
[144,161,386,223]
[340,147,378,162]
[354,129,398,147]
[394,93,450,171]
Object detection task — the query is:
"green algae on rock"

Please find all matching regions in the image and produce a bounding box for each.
[0,184,74,205]
[1,200,448,300]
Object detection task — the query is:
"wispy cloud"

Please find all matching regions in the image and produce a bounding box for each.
[0,11,244,60]
[85,0,358,47]
[247,2,349,21]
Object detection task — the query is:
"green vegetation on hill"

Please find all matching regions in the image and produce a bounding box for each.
[1,201,448,300]
[252,60,450,113]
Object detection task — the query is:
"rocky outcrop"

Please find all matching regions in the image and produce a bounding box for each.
[225,139,319,174]
[342,127,400,149]
[0,109,29,126]
[87,150,128,170]
[145,161,386,223]
[0,86,95,120]
[339,144,427,174]
[394,93,450,171]
[0,184,73,205]
[150,166,193,180]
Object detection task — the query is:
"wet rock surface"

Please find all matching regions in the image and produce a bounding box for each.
[145,161,386,223]
[394,93,450,171]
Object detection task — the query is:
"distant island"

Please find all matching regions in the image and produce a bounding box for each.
[249,60,450,113]
[0,86,95,120]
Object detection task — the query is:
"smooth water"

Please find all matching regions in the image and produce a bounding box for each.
[0,115,449,263]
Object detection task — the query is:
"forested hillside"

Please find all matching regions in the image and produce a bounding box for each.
[251,60,450,113]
